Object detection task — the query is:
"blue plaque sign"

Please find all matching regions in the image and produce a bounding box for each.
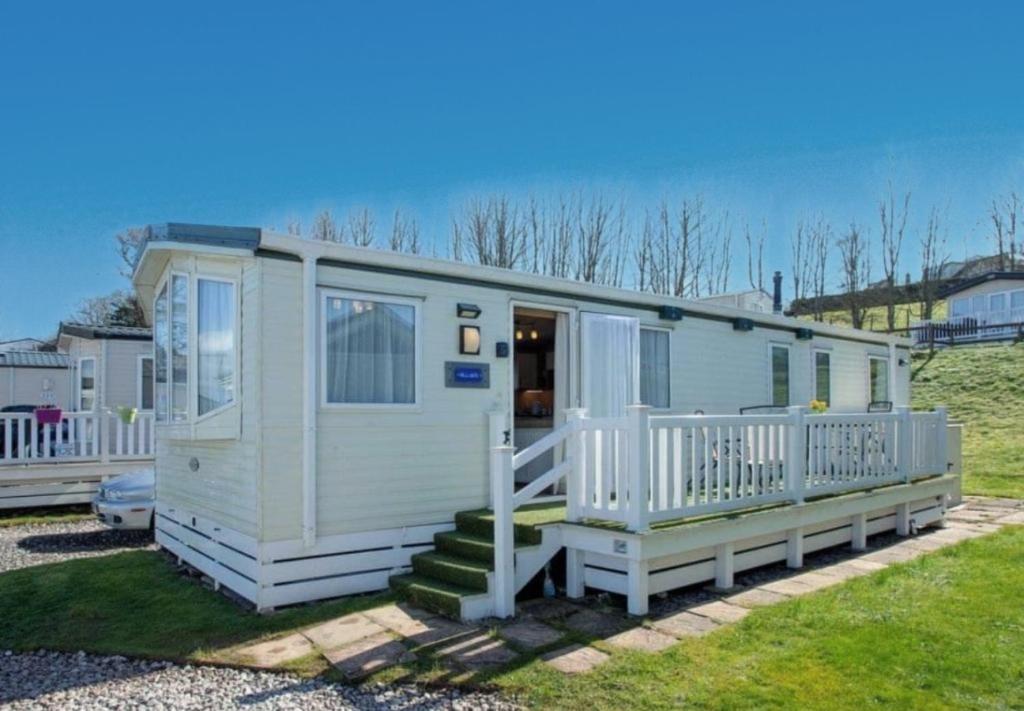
[445,361,490,388]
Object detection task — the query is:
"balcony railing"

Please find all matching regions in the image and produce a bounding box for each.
[0,411,155,466]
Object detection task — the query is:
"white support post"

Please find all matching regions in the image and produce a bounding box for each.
[491,444,516,619]
[626,404,651,533]
[626,559,650,616]
[715,542,735,589]
[488,408,508,449]
[565,548,585,599]
[851,512,868,551]
[934,406,949,474]
[564,408,587,522]
[786,528,804,569]
[301,255,318,548]
[100,412,110,463]
[895,502,911,536]
[786,406,807,504]
[896,406,913,484]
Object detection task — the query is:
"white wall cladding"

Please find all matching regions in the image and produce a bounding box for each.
[104,340,153,411]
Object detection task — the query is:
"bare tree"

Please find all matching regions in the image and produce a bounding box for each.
[575,194,629,286]
[74,290,147,327]
[634,211,656,292]
[990,192,1020,270]
[790,220,814,303]
[879,184,911,330]
[115,227,151,278]
[808,216,832,321]
[388,209,421,254]
[837,222,872,329]
[744,220,766,291]
[451,196,528,269]
[346,208,376,247]
[286,220,302,237]
[696,210,731,296]
[919,205,950,320]
[547,195,575,279]
[310,209,339,242]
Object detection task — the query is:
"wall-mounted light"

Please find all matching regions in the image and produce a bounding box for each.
[460,325,481,355]
[530,328,539,340]
[457,303,481,319]
[732,318,754,332]
[795,328,814,340]
[515,329,523,340]
[898,357,908,367]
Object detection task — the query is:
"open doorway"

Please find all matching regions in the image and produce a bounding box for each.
[512,307,570,484]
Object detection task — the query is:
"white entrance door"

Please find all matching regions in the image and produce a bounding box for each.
[580,313,640,417]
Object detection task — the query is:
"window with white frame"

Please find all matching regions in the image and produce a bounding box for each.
[323,292,418,406]
[639,327,670,409]
[78,358,96,411]
[153,271,237,423]
[813,349,831,405]
[1012,290,1024,311]
[950,297,969,318]
[869,356,889,403]
[138,356,154,411]
[771,344,790,407]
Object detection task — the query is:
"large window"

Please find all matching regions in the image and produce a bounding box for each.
[814,350,831,405]
[138,356,154,411]
[771,344,790,407]
[639,328,670,409]
[869,356,890,403]
[78,358,96,411]
[154,272,237,423]
[323,292,419,406]
[197,279,236,415]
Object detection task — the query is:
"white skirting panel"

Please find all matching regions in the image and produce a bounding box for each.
[0,460,152,510]
[155,500,453,610]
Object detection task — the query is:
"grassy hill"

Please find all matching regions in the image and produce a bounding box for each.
[806,300,947,331]
[911,342,1024,498]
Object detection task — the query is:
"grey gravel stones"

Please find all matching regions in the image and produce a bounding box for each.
[0,520,154,573]
[0,650,520,710]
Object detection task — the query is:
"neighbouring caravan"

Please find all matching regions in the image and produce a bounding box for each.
[57,323,155,416]
[132,224,955,617]
[0,351,72,411]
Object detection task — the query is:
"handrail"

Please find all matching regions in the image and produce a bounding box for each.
[511,420,576,470]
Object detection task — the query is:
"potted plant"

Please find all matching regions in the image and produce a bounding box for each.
[809,399,828,414]
[115,406,138,425]
[34,405,62,425]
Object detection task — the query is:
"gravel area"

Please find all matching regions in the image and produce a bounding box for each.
[0,650,519,710]
[0,520,154,573]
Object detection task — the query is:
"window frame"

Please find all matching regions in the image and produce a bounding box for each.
[137,354,155,412]
[319,288,423,412]
[812,347,832,406]
[639,325,672,411]
[77,356,97,412]
[152,268,241,426]
[769,342,791,408]
[868,354,890,404]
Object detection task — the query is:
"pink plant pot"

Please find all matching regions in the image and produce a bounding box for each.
[35,408,62,425]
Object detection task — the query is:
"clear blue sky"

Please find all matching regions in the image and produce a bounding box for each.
[2,1,1022,338]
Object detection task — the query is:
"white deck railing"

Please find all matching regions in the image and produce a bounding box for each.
[0,411,155,467]
[489,404,949,617]
[911,312,1024,345]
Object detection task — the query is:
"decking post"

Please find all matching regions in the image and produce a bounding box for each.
[851,512,868,551]
[564,408,587,523]
[627,559,650,616]
[490,444,516,618]
[565,548,585,599]
[626,404,652,533]
[786,406,806,505]
[786,528,804,569]
[934,406,949,474]
[99,412,110,463]
[896,406,913,484]
[715,542,734,589]
[487,408,508,448]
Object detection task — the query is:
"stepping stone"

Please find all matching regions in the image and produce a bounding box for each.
[860,546,923,565]
[499,619,564,650]
[402,616,478,648]
[518,597,583,621]
[996,512,1024,525]
[724,587,790,608]
[605,626,677,652]
[302,614,385,651]
[235,633,315,668]
[438,632,519,669]
[564,609,631,638]
[688,600,751,624]
[325,632,411,680]
[363,604,476,648]
[542,644,610,674]
[651,610,719,638]
[759,577,820,597]
[899,536,950,552]
[948,521,1002,534]
[814,562,876,581]
[843,558,887,573]
[948,510,1000,523]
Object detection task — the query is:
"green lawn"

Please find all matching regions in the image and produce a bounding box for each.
[0,504,93,528]
[804,300,947,331]
[912,343,1024,498]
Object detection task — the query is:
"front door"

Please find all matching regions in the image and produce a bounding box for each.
[580,313,640,418]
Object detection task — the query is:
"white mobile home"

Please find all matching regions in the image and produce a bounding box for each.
[912,271,1024,346]
[0,350,72,411]
[132,224,955,618]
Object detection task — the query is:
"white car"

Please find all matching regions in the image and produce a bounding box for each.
[93,468,155,530]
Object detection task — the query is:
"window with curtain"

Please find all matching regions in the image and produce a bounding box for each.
[771,345,790,407]
[139,357,154,411]
[154,283,169,421]
[639,328,670,409]
[78,358,96,411]
[814,350,831,405]
[869,357,889,403]
[171,274,189,421]
[950,298,969,318]
[324,294,418,405]
[197,279,235,416]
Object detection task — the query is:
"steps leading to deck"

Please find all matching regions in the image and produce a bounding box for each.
[389,504,564,620]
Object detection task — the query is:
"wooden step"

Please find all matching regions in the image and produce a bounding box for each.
[411,551,491,592]
[434,530,496,563]
[389,573,479,619]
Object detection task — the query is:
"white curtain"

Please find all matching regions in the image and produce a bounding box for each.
[639,329,670,408]
[326,297,416,404]
[197,279,235,415]
[581,313,639,417]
